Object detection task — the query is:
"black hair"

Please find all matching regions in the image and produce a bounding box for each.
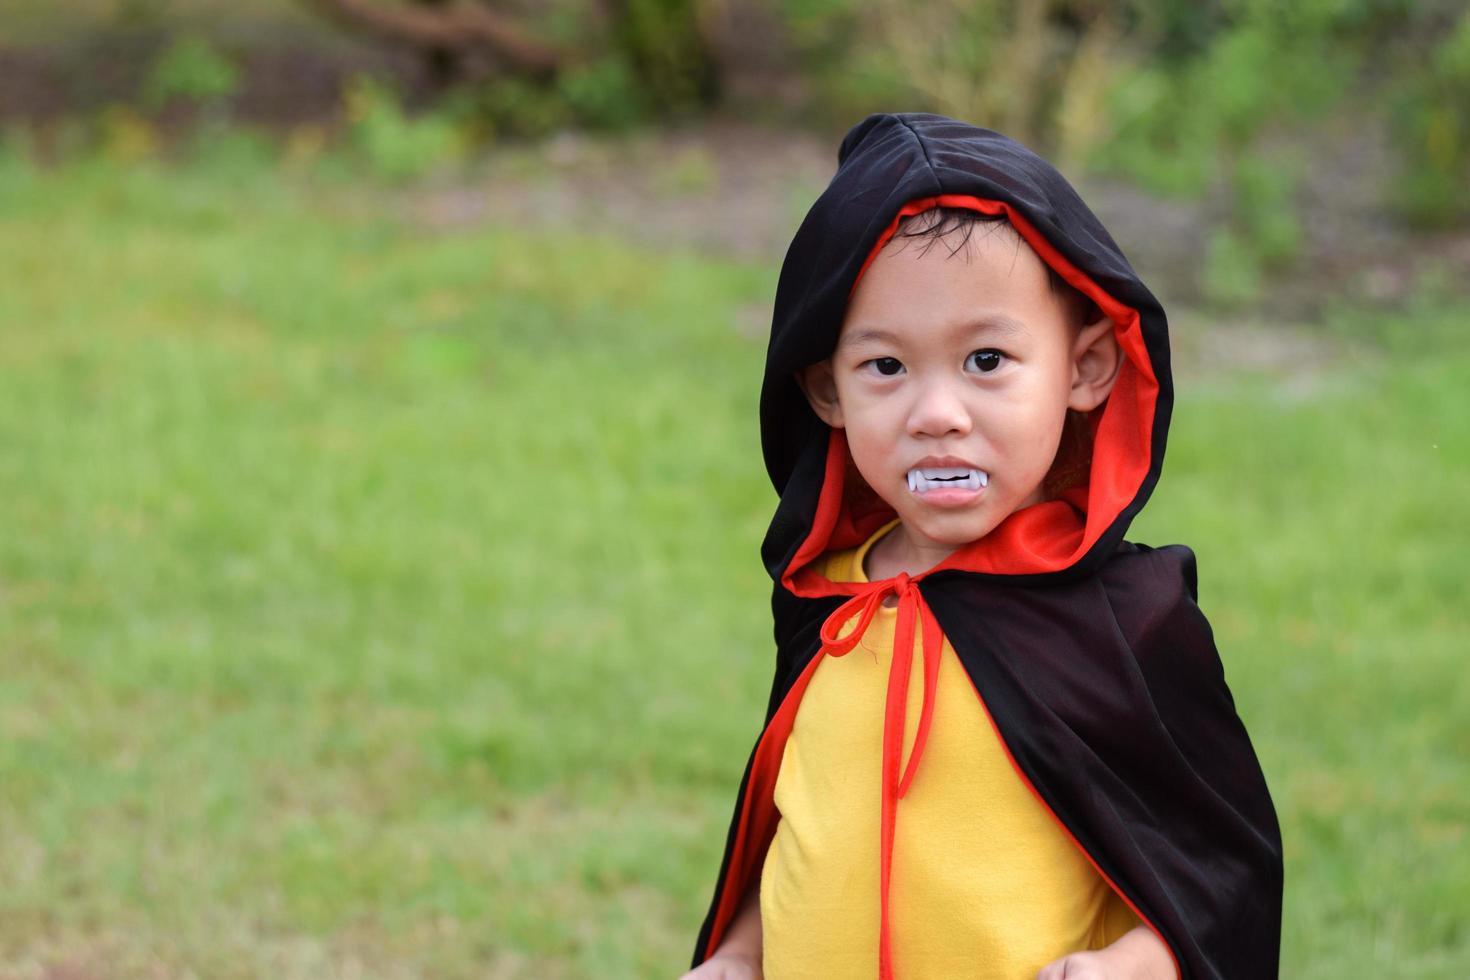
[890,206,1101,328]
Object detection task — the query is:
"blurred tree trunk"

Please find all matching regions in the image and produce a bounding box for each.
[697,0,803,110]
[301,0,722,112]
[301,0,568,88]
[415,0,465,91]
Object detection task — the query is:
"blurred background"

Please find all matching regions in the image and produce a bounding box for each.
[0,1,1466,977]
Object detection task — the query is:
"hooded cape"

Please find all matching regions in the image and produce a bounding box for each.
[690,113,1283,979]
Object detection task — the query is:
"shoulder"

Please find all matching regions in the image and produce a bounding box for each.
[1098,541,1198,601]
[1097,543,1205,637]
[1096,542,1234,697]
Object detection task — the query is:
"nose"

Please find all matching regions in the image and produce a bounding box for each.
[906,377,972,439]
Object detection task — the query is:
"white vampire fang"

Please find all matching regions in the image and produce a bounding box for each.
[906,467,989,493]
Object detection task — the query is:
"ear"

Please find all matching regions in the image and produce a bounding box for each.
[795,359,844,428]
[1068,311,1122,412]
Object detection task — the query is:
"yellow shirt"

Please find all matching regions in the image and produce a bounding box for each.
[760,519,1139,979]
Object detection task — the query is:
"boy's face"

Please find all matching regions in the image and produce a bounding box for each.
[797,222,1120,565]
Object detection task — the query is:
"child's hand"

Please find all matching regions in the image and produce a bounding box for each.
[1036,949,1120,979]
[1036,925,1176,980]
[677,952,762,980]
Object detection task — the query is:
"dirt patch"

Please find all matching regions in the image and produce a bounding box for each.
[1168,311,1361,396]
[408,116,1470,330]
[413,118,837,265]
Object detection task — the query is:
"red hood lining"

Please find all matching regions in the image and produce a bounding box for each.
[781,194,1158,596]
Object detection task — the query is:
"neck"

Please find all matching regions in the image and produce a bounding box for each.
[863,521,958,581]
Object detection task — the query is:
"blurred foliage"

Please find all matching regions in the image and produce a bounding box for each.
[428,0,707,137]
[1201,226,1263,308]
[556,55,647,130]
[1202,152,1306,307]
[1092,1,1362,196]
[141,34,240,112]
[715,0,1465,296]
[344,76,466,181]
[290,0,707,137]
[764,0,1349,178]
[96,104,161,163]
[2,0,1467,290]
[613,0,716,116]
[449,76,571,141]
[1390,7,1470,227]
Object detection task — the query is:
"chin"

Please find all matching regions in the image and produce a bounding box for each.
[900,509,1006,549]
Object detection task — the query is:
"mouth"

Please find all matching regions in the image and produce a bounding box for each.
[907,466,989,494]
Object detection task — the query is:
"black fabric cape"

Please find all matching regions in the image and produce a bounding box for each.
[690,113,1283,979]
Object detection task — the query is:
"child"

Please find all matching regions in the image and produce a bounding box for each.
[681,113,1282,980]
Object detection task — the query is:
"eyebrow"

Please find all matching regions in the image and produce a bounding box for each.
[838,314,1030,350]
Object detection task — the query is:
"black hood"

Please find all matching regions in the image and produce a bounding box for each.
[760,112,1174,588]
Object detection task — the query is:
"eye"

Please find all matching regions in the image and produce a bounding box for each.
[862,357,904,377]
[967,349,1005,373]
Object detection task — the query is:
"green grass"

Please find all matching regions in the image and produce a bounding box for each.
[0,153,1466,979]
[1136,352,1470,977]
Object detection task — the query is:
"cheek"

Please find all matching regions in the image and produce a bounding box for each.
[838,401,905,484]
[837,386,897,438]
[992,381,1070,464]
[845,419,895,470]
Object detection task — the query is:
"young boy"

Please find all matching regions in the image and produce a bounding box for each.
[682,113,1282,980]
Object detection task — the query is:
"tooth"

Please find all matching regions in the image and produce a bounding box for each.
[907,470,917,492]
[965,471,978,490]
[979,471,989,487]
